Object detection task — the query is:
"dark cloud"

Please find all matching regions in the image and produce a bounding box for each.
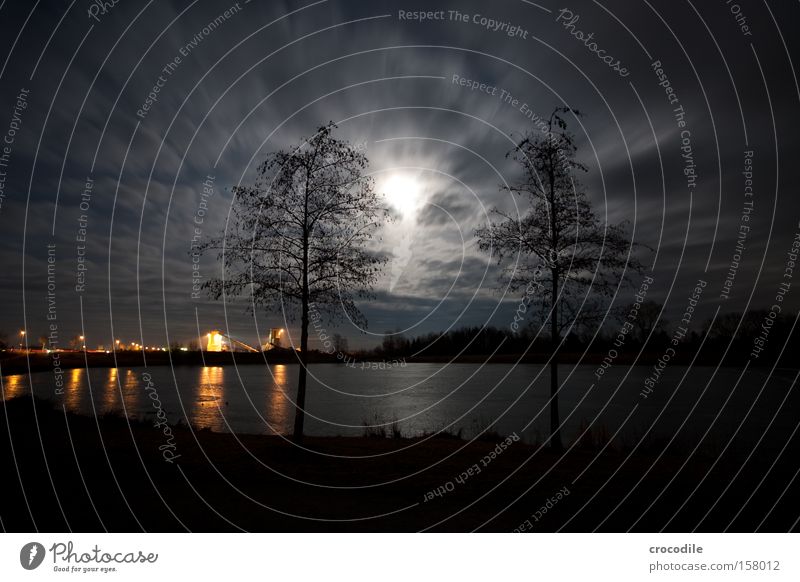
[417,187,481,227]
[1,0,798,348]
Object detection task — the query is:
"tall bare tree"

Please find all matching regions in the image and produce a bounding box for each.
[476,107,645,450]
[626,300,668,344]
[203,123,389,439]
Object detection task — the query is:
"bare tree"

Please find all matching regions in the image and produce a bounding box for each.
[203,123,388,439]
[476,107,646,450]
[627,300,668,344]
[332,333,349,354]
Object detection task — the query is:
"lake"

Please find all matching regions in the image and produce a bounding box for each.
[2,363,796,450]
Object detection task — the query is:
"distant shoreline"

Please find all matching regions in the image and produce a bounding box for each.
[0,349,316,377]
[0,349,778,377]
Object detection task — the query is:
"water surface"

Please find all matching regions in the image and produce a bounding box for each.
[2,363,796,451]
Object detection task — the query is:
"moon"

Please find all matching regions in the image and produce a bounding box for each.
[381,174,421,218]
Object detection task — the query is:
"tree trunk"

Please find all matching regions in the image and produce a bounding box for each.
[550,273,563,451]
[293,300,309,440]
[294,218,310,441]
[546,131,563,452]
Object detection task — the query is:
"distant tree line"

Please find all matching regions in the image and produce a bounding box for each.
[361,305,799,366]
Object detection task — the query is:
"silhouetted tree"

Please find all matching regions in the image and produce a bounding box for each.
[701,310,797,364]
[626,300,668,344]
[202,123,388,439]
[704,310,764,342]
[332,333,348,354]
[476,107,646,450]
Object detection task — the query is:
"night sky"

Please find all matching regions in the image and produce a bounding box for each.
[0,0,798,350]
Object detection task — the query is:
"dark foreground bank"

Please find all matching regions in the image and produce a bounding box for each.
[1,396,798,532]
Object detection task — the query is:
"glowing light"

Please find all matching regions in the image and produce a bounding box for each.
[206,331,226,352]
[382,174,421,217]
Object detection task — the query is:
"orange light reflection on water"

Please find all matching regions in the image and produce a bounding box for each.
[100,367,119,413]
[63,368,86,413]
[1,374,25,399]
[265,364,291,432]
[192,366,225,431]
[122,369,141,412]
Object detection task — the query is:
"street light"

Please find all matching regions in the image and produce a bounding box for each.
[19,330,25,351]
